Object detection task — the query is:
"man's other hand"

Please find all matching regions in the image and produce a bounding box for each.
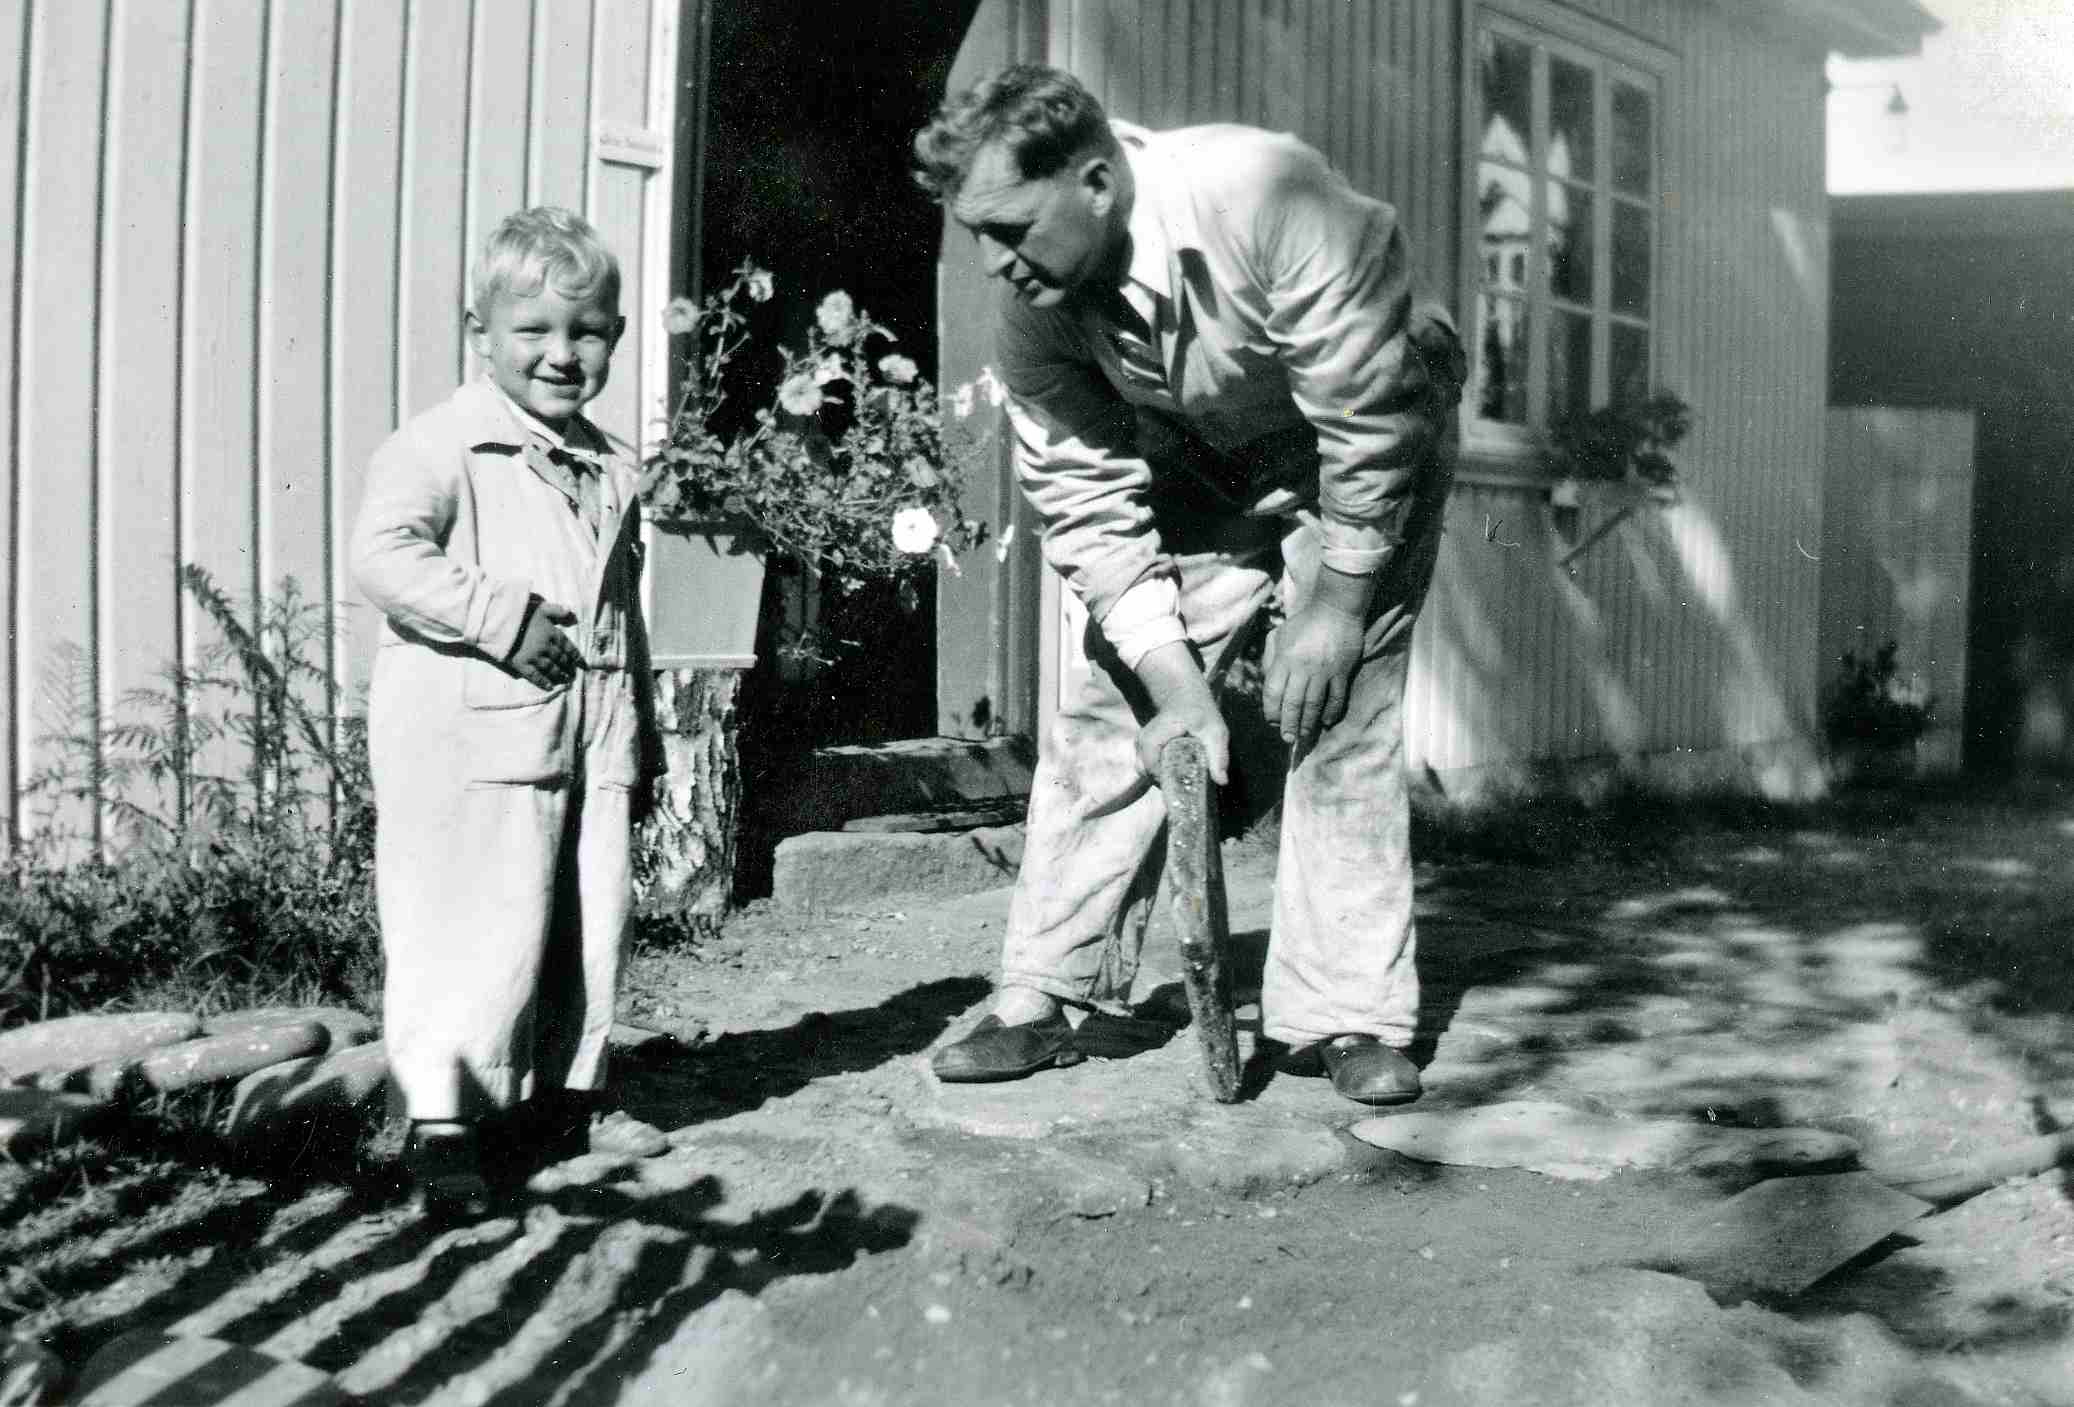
[1133,642,1230,785]
[508,599,583,688]
[1263,565,1375,753]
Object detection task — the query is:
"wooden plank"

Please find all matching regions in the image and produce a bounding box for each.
[593,0,648,127]
[532,0,593,211]
[398,0,470,416]
[332,0,408,701]
[0,0,31,821]
[178,0,265,818]
[465,0,532,287]
[99,0,191,785]
[584,164,644,447]
[259,0,339,653]
[17,0,108,840]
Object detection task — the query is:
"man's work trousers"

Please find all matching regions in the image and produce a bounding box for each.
[373,667,633,1121]
[999,467,1451,1050]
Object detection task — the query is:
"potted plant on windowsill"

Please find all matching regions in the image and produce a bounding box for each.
[634,262,987,932]
[1537,389,1692,564]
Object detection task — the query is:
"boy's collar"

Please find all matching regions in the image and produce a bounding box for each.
[459,375,598,453]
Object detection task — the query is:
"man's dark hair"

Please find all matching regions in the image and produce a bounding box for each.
[911,64,1117,202]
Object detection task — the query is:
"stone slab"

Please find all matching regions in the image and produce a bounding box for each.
[128,1023,332,1095]
[1347,1101,1861,1181]
[201,1006,376,1052]
[0,1087,113,1158]
[748,735,1036,836]
[225,1041,389,1142]
[772,825,1024,910]
[0,1012,199,1084]
[73,1331,348,1407]
[1646,1172,1932,1301]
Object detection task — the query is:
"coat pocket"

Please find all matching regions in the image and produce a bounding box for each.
[458,656,572,785]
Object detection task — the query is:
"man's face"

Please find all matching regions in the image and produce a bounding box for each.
[468,282,625,429]
[952,141,1117,309]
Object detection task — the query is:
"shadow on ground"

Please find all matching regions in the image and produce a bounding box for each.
[0,975,977,1402]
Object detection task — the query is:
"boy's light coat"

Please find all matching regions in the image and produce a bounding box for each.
[351,376,659,1117]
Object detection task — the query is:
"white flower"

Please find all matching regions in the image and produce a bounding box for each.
[747,269,774,303]
[891,506,941,554]
[816,290,857,343]
[950,383,977,419]
[812,354,848,386]
[778,372,824,416]
[661,297,698,335]
[993,522,1017,564]
[976,365,1009,407]
[878,354,919,385]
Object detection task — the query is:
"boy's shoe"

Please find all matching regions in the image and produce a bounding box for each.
[403,1121,493,1219]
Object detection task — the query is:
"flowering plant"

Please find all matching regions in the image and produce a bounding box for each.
[641,262,987,603]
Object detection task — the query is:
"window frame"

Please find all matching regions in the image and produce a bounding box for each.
[1455,0,1677,479]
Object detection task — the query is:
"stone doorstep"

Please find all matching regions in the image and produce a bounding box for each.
[747,735,1035,837]
[770,825,1026,911]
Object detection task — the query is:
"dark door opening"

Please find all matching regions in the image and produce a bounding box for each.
[698,0,982,753]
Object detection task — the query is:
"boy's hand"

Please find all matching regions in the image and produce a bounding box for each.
[508,599,583,688]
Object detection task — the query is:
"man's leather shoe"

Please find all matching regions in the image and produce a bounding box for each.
[1318,1035,1422,1106]
[931,1010,1086,1083]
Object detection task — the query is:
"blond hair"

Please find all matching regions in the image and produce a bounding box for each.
[469,206,621,315]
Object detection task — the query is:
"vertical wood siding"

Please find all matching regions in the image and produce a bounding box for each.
[1819,407,1975,772]
[998,0,1835,791]
[0,0,680,837]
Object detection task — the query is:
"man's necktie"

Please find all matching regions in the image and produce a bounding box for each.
[1097,285,1168,395]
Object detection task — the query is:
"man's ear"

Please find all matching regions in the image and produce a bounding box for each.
[463,308,488,354]
[1079,154,1118,218]
[609,314,628,348]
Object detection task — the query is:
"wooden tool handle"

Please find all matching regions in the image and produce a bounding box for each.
[1159,736,1242,1102]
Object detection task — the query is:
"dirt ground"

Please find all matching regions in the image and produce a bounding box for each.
[10,779,2074,1405]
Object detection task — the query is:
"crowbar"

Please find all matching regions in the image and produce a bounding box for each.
[1158,736,1242,1102]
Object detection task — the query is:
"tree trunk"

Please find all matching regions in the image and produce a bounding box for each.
[640,667,744,931]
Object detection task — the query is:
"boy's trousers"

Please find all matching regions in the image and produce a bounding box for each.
[999,459,1451,1051]
[374,666,632,1121]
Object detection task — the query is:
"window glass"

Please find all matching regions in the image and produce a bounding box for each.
[1546,183,1593,304]
[1478,292,1530,424]
[1480,34,1533,164]
[1612,82,1653,197]
[1611,201,1651,317]
[1548,309,1592,423]
[1549,57,1595,184]
[1469,14,1660,444]
[1479,162,1533,297]
[1610,322,1651,406]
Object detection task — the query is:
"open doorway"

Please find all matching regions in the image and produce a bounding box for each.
[697,0,982,753]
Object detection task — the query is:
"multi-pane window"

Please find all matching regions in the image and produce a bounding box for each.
[1469,12,1660,438]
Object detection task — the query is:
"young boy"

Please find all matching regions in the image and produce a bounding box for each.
[351,206,666,1211]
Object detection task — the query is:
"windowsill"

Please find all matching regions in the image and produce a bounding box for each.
[1457,430,1545,490]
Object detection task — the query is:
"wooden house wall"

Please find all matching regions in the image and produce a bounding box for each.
[937,0,1838,793]
[0,0,684,840]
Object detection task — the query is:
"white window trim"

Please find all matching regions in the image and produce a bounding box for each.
[1454,0,1679,484]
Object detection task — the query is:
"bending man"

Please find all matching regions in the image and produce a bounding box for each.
[914,65,1462,1106]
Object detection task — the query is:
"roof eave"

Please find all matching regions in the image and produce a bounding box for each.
[1761,0,1942,59]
